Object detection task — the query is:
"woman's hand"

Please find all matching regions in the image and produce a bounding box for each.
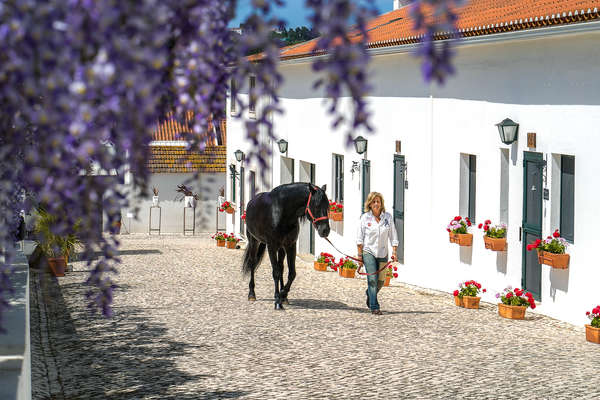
[391,252,397,262]
[357,254,363,266]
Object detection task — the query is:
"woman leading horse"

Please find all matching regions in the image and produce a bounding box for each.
[242,183,331,310]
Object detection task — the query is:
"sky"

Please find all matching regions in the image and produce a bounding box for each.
[230,0,394,29]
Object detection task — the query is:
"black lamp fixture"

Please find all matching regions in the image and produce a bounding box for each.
[277,138,288,154]
[234,149,245,162]
[353,135,368,155]
[495,118,519,145]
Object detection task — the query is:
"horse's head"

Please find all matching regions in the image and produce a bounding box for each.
[308,184,330,238]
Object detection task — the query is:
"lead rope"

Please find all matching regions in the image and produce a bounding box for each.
[323,237,391,276]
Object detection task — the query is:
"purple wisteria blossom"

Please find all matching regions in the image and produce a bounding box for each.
[0,0,459,333]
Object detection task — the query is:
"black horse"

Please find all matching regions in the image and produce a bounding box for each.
[242,183,331,310]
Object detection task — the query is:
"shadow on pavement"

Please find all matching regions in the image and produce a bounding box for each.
[257,298,439,315]
[32,270,248,400]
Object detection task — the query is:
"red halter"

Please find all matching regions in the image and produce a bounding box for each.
[306,191,329,226]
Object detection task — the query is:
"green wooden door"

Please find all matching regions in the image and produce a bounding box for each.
[522,151,544,300]
[393,155,406,263]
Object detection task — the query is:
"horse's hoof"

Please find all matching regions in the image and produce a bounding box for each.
[281,298,289,305]
[274,303,285,310]
[248,296,256,302]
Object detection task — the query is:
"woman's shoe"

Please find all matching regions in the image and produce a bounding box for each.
[371,309,383,315]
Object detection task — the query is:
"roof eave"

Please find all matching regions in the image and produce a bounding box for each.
[278,18,600,65]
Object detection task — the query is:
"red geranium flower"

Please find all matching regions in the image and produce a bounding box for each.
[553,230,560,238]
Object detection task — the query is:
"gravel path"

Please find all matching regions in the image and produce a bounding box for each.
[30,235,600,399]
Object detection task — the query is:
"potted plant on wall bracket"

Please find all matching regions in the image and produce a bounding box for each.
[447,216,473,246]
[479,219,507,251]
[526,229,570,269]
[152,187,159,206]
[453,280,486,309]
[585,305,600,344]
[496,286,536,320]
[34,208,81,277]
[329,201,343,221]
[219,200,235,214]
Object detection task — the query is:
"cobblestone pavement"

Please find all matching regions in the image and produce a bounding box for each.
[31,235,600,400]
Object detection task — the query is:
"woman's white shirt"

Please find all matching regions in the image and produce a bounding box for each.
[356,210,399,258]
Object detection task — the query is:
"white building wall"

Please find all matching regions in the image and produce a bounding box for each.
[123,172,226,234]
[227,29,600,326]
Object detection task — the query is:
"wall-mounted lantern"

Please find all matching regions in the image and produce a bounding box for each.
[234,149,245,162]
[353,135,368,155]
[495,118,519,145]
[277,139,288,154]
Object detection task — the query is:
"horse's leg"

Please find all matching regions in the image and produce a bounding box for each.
[267,245,285,310]
[244,235,265,301]
[276,248,289,305]
[280,243,297,305]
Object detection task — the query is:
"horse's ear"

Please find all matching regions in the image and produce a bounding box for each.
[321,184,327,192]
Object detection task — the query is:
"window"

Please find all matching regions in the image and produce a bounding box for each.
[249,170,256,200]
[459,154,476,223]
[468,155,476,223]
[230,79,236,114]
[499,149,509,223]
[332,154,344,203]
[249,76,256,115]
[560,155,574,242]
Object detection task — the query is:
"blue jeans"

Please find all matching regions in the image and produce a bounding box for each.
[363,252,387,311]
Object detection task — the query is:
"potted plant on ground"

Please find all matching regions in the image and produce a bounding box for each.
[453,280,486,309]
[338,257,358,278]
[496,286,536,319]
[314,252,334,272]
[219,200,235,214]
[447,216,473,246]
[226,233,240,249]
[478,219,507,251]
[212,232,226,247]
[383,264,399,286]
[329,201,343,221]
[152,187,159,206]
[527,229,570,269]
[176,184,199,208]
[33,208,81,277]
[585,305,600,344]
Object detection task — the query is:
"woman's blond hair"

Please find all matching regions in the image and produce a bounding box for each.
[364,192,385,213]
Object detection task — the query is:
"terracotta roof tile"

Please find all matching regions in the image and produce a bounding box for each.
[254,1,599,61]
[147,145,226,173]
[152,111,227,145]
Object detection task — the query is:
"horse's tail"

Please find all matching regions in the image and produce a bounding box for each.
[242,233,266,275]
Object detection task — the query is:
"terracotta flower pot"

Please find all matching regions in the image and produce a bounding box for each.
[462,296,481,309]
[450,232,472,246]
[498,303,527,320]
[226,240,237,249]
[383,276,391,287]
[454,296,464,307]
[216,240,225,247]
[330,211,343,221]
[537,250,570,269]
[484,235,507,251]
[47,257,66,277]
[585,325,600,344]
[341,268,356,278]
[314,262,328,272]
[225,207,235,214]
[338,267,343,276]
